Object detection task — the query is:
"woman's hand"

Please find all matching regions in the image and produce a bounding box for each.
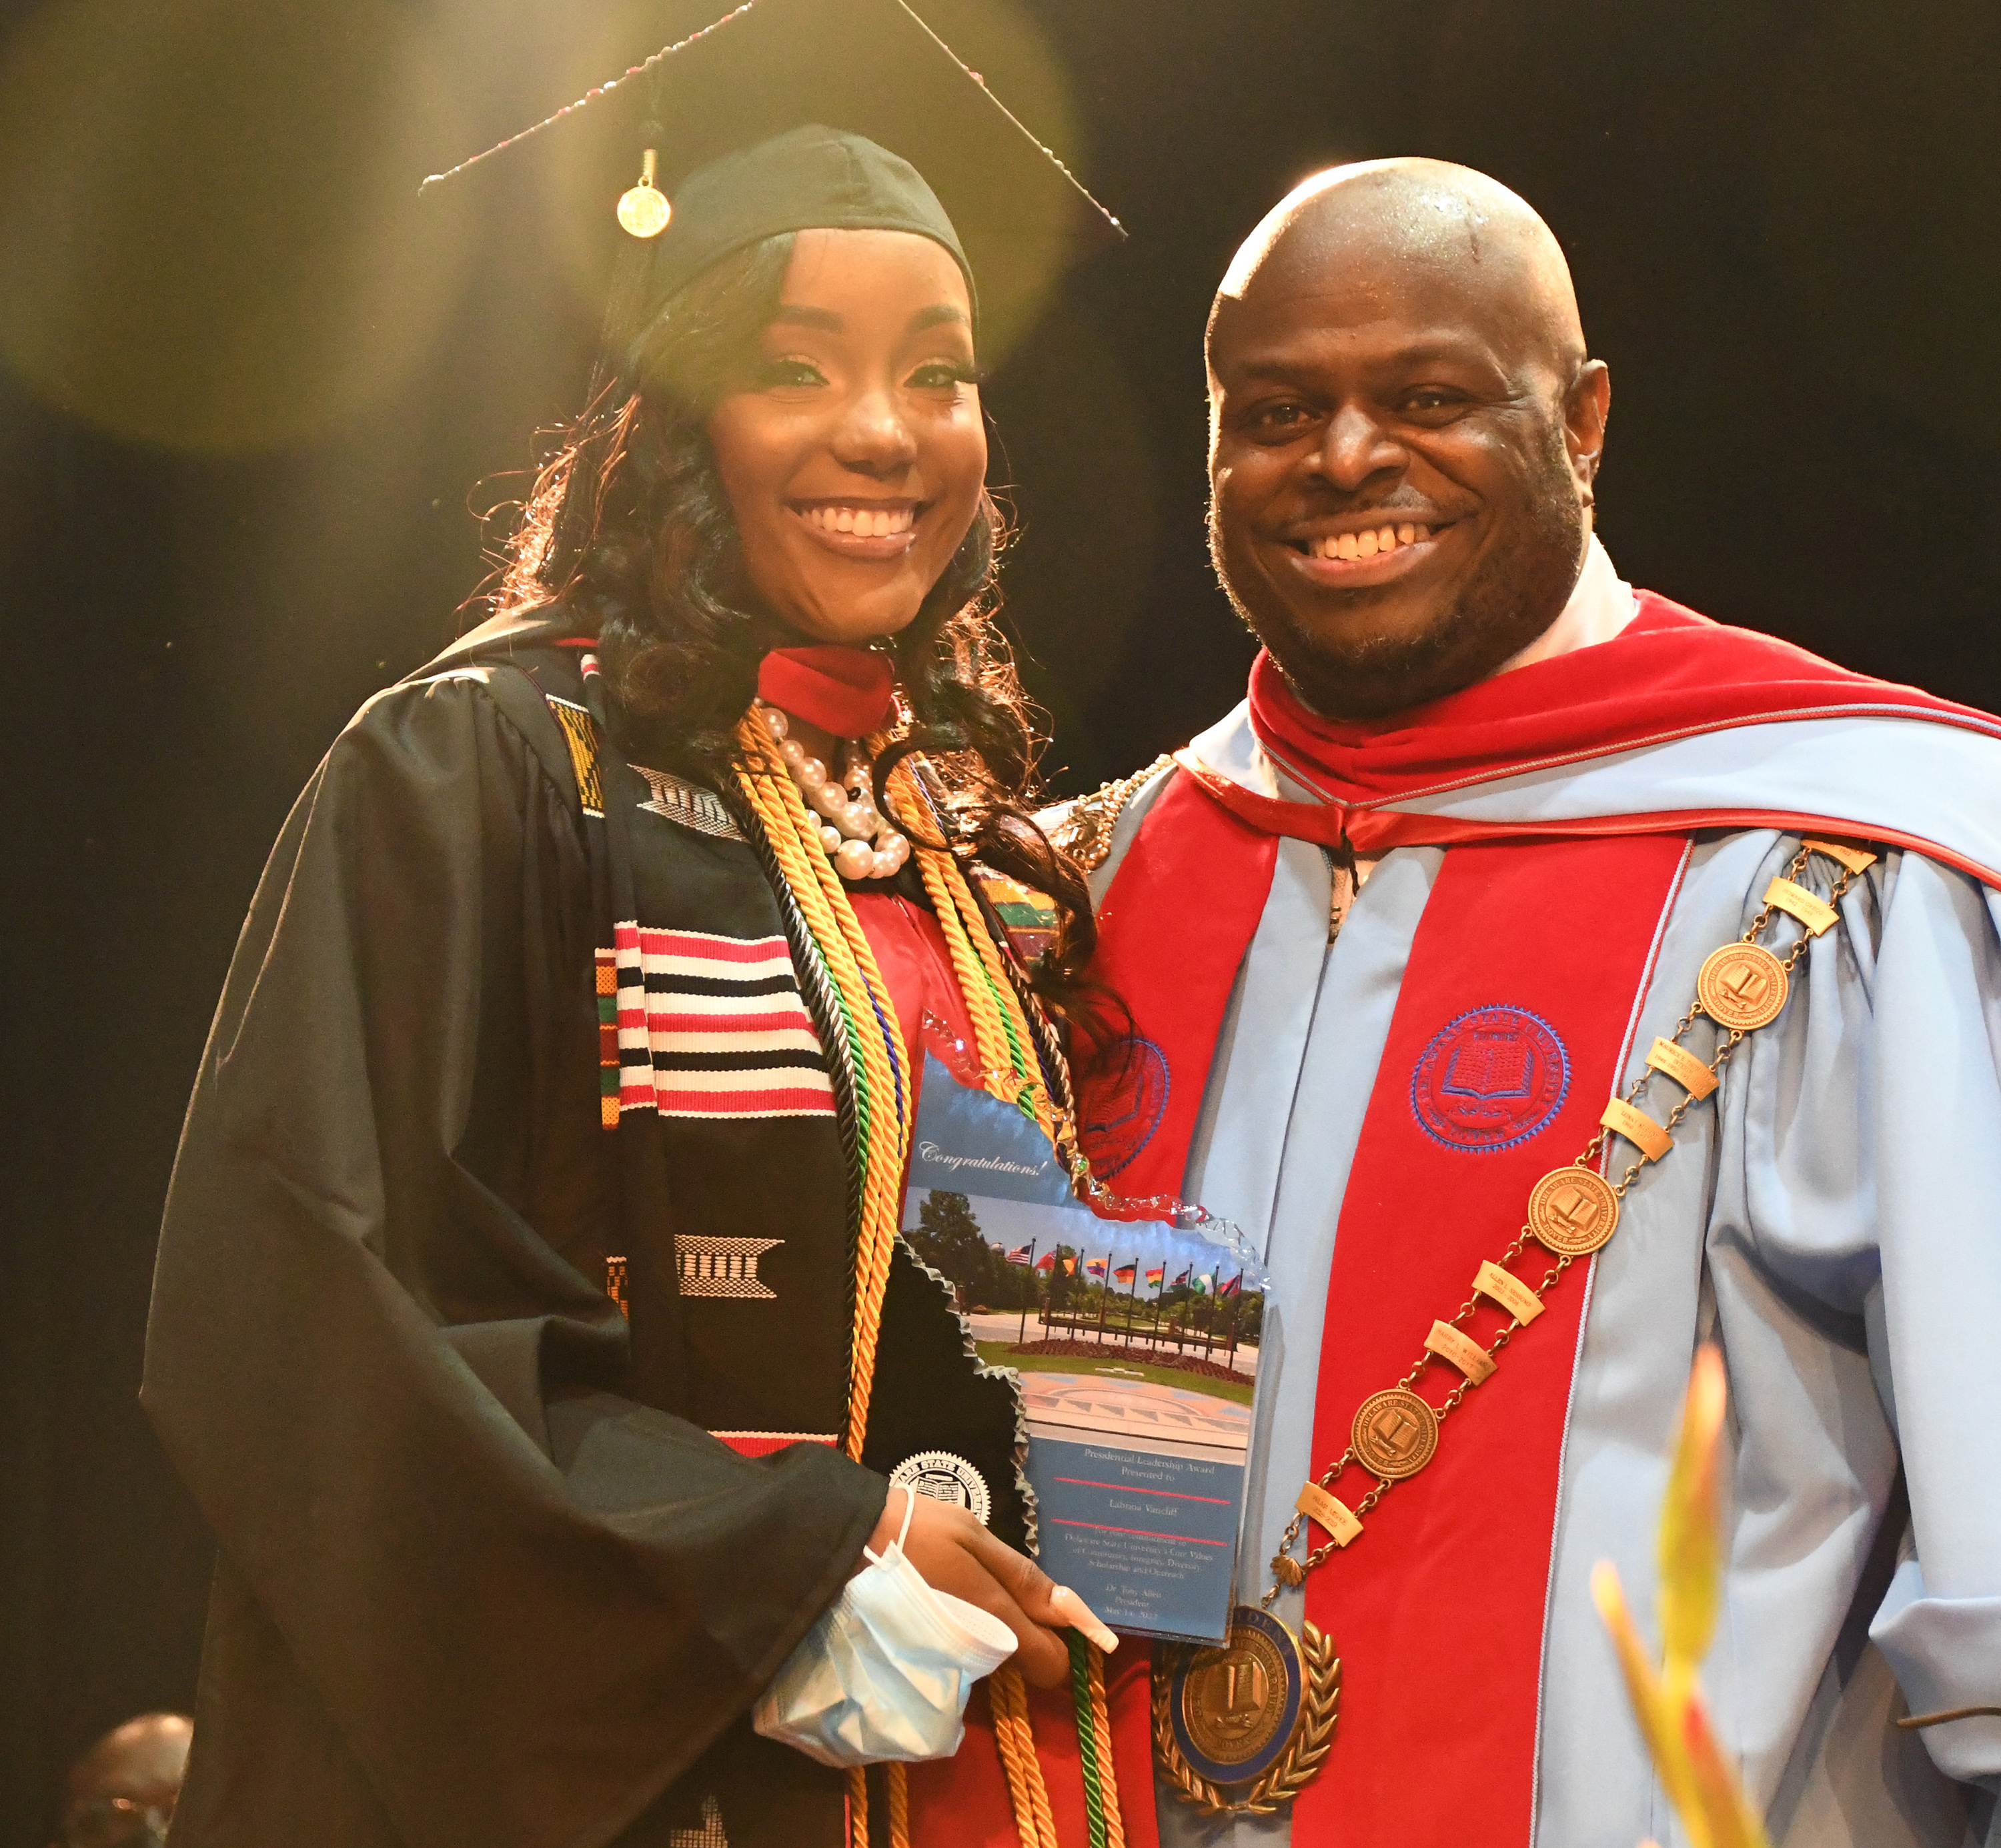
[858,1489,1118,1689]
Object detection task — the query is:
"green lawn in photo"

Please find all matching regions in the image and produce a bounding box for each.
[975,1341,1255,1405]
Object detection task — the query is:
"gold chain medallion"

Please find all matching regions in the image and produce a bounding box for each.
[1696,942,1788,1031]
[1155,1607,1340,1815]
[1350,1387,1439,1480]
[1527,1166,1621,1256]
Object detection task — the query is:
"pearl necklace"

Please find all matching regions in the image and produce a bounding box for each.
[757,702,912,882]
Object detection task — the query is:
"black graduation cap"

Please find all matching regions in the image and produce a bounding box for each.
[422,0,1123,363]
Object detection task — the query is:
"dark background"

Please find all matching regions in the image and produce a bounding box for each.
[4,0,1997,1837]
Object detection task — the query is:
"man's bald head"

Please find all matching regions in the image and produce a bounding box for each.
[1213,159,1586,381]
[65,1713,192,1802]
[1205,158,1609,719]
[59,1713,191,1846]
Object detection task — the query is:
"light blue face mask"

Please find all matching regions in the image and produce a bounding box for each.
[754,1489,1019,1767]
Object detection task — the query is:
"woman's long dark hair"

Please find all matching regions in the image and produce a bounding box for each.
[490,233,1110,1038]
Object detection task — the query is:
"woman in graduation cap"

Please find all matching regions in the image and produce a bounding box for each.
[141,3,1157,1847]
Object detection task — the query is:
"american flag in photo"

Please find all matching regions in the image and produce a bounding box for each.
[612,924,835,1119]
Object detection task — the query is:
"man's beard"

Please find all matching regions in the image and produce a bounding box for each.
[1211,443,1587,723]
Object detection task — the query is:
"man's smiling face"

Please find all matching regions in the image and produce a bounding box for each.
[1206,163,1609,720]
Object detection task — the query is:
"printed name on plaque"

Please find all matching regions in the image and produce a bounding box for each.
[1473,1258,1542,1324]
[1294,1479,1363,1547]
[1425,1318,1495,1384]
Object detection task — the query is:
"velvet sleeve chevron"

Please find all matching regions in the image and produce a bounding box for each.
[142,672,885,1848]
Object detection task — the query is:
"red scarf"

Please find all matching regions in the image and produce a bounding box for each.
[1250,592,1992,806]
[1167,594,2000,867]
[756,646,896,738]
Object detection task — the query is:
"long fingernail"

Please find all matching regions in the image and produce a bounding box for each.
[1053,1587,1119,1652]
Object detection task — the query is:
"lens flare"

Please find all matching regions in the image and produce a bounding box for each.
[0,0,474,451]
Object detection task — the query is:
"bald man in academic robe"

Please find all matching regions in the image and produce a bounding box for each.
[1050,161,2001,1848]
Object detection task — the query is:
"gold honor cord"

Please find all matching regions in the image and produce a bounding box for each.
[1157,838,1879,1815]
[734,718,1121,1848]
[1897,1705,2001,1731]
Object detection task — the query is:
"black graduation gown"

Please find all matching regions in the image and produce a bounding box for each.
[143,626,1029,1848]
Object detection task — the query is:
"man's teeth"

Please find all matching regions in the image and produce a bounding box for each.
[802,505,916,538]
[1307,522,1431,561]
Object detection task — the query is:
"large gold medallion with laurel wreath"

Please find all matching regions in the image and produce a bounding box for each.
[1154,1606,1340,1813]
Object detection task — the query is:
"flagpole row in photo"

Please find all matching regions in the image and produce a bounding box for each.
[1015,1238,1038,1348]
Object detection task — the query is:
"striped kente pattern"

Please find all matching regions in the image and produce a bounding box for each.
[674,1234,781,1297]
[547,696,604,817]
[595,950,620,1127]
[633,764,745,842]
[612,924,836,1118]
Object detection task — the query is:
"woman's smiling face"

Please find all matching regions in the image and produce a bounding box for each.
[705,227,986,645]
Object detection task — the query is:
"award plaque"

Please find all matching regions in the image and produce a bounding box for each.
[902,1051,1267,1644]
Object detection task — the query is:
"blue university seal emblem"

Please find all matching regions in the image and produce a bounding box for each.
[1155,1603,1340,1811]
[1080,1036,1169,1179]
[1169,1605,1305,1789]
[1409,1004,1570,1152]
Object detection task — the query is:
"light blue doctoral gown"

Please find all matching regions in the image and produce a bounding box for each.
[1094,707,2001,1848]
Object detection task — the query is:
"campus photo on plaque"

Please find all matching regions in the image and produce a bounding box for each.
[902,1052,1268,1645]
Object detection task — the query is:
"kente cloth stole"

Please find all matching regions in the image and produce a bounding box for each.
[1089,794,1689,1837]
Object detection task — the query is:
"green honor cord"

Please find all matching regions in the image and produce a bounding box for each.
[1069,1631,1112,1848]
